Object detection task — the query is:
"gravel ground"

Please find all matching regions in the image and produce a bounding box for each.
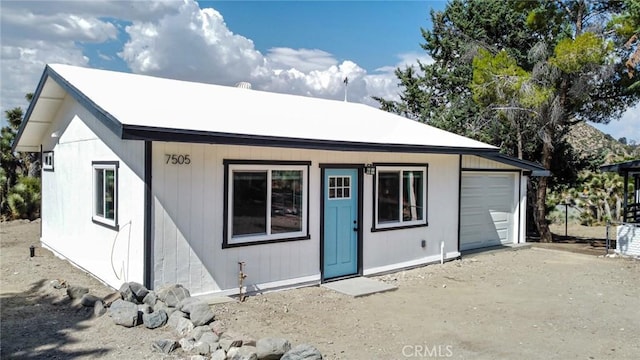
[1,220,639,359]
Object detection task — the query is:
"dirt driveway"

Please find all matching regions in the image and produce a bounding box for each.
[2,220,639,359]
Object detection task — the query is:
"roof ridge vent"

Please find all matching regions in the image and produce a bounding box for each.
[235,81,252,89]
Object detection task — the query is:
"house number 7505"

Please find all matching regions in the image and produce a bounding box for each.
[165,154,191,165]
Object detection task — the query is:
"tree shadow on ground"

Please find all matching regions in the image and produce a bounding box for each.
[528,232,613,256]
[550,234,611,247]
[0,279,109,359]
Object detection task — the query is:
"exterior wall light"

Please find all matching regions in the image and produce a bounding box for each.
[364,164,376,175]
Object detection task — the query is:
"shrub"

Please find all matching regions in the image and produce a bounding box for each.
[7,176,40,220]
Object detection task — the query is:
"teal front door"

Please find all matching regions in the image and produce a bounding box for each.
[323,168,359,279]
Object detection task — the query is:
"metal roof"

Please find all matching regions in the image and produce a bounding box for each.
[600,160,640,174]
[13,64,500,153]
[11,64,547,174]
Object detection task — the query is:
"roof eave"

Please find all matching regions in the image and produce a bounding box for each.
[600,160,640,174]
[12,65,124,152]
[122,125,500,155]
[479,153,549,176]
[11,66,53,152]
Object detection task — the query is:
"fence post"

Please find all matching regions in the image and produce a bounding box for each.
[564,203,568,238]
[605,220,610,255]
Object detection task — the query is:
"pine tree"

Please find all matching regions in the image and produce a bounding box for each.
[376,0,640,242]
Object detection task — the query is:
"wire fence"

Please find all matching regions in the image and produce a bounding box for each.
[546,204,640,256]
[547,204,616,256]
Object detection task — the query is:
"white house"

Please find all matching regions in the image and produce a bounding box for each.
[13,64,547,296]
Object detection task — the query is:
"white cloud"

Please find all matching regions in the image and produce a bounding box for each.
[119,1,264,85]
[362,52,435,106]
[116,0,399,106]
[375,52,434,74]
[1,40,90,111]
[0,1,181,113]
[0,0,431,128]
[1,9,117,43]
[6,0,632,144]
[97,51,114,61]
[266,48,338,73]
[0,0,181,23]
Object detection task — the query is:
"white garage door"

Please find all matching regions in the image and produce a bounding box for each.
[460,172,517,251]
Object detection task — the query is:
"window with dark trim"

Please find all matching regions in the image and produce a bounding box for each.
[328,175,351,199]
[224,160,310,247]
[43,151,54,171]
[374,165,427,230]
[92,161,118,229]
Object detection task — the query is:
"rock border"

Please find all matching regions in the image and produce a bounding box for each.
[50,280,323,359]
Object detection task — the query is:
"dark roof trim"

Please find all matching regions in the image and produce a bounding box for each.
[479,153,550,176]
[44,65,124,137]
[600,160,640,174]
[13,65,546,161]
[12,65,124,152]
[121,124,501,155]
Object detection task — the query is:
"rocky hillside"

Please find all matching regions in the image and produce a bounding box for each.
[566,122,640,165]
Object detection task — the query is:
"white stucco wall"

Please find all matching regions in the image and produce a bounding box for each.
[152,142,463,296]
[40,97,145,289]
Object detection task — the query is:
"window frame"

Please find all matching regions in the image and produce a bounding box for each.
[43,151,54,171]
[327,175,352,199]
[372,163,428,231]
[92,161,119,230]
[223,160,311,248]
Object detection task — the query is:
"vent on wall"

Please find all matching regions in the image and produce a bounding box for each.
[43,151,54,171]
[235,82,252,89]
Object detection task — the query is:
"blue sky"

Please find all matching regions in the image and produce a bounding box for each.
[78,1,439,76]
[0,0,638,142]
[204,1,437,71]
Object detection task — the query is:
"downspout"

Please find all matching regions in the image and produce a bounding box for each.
[623,171,629,222]
[40,144,43,238]
[517,172,522,244]
[456,155,462,253]
[143,141,152,289]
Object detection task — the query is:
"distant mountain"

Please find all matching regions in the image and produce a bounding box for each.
[565,122,640,165]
